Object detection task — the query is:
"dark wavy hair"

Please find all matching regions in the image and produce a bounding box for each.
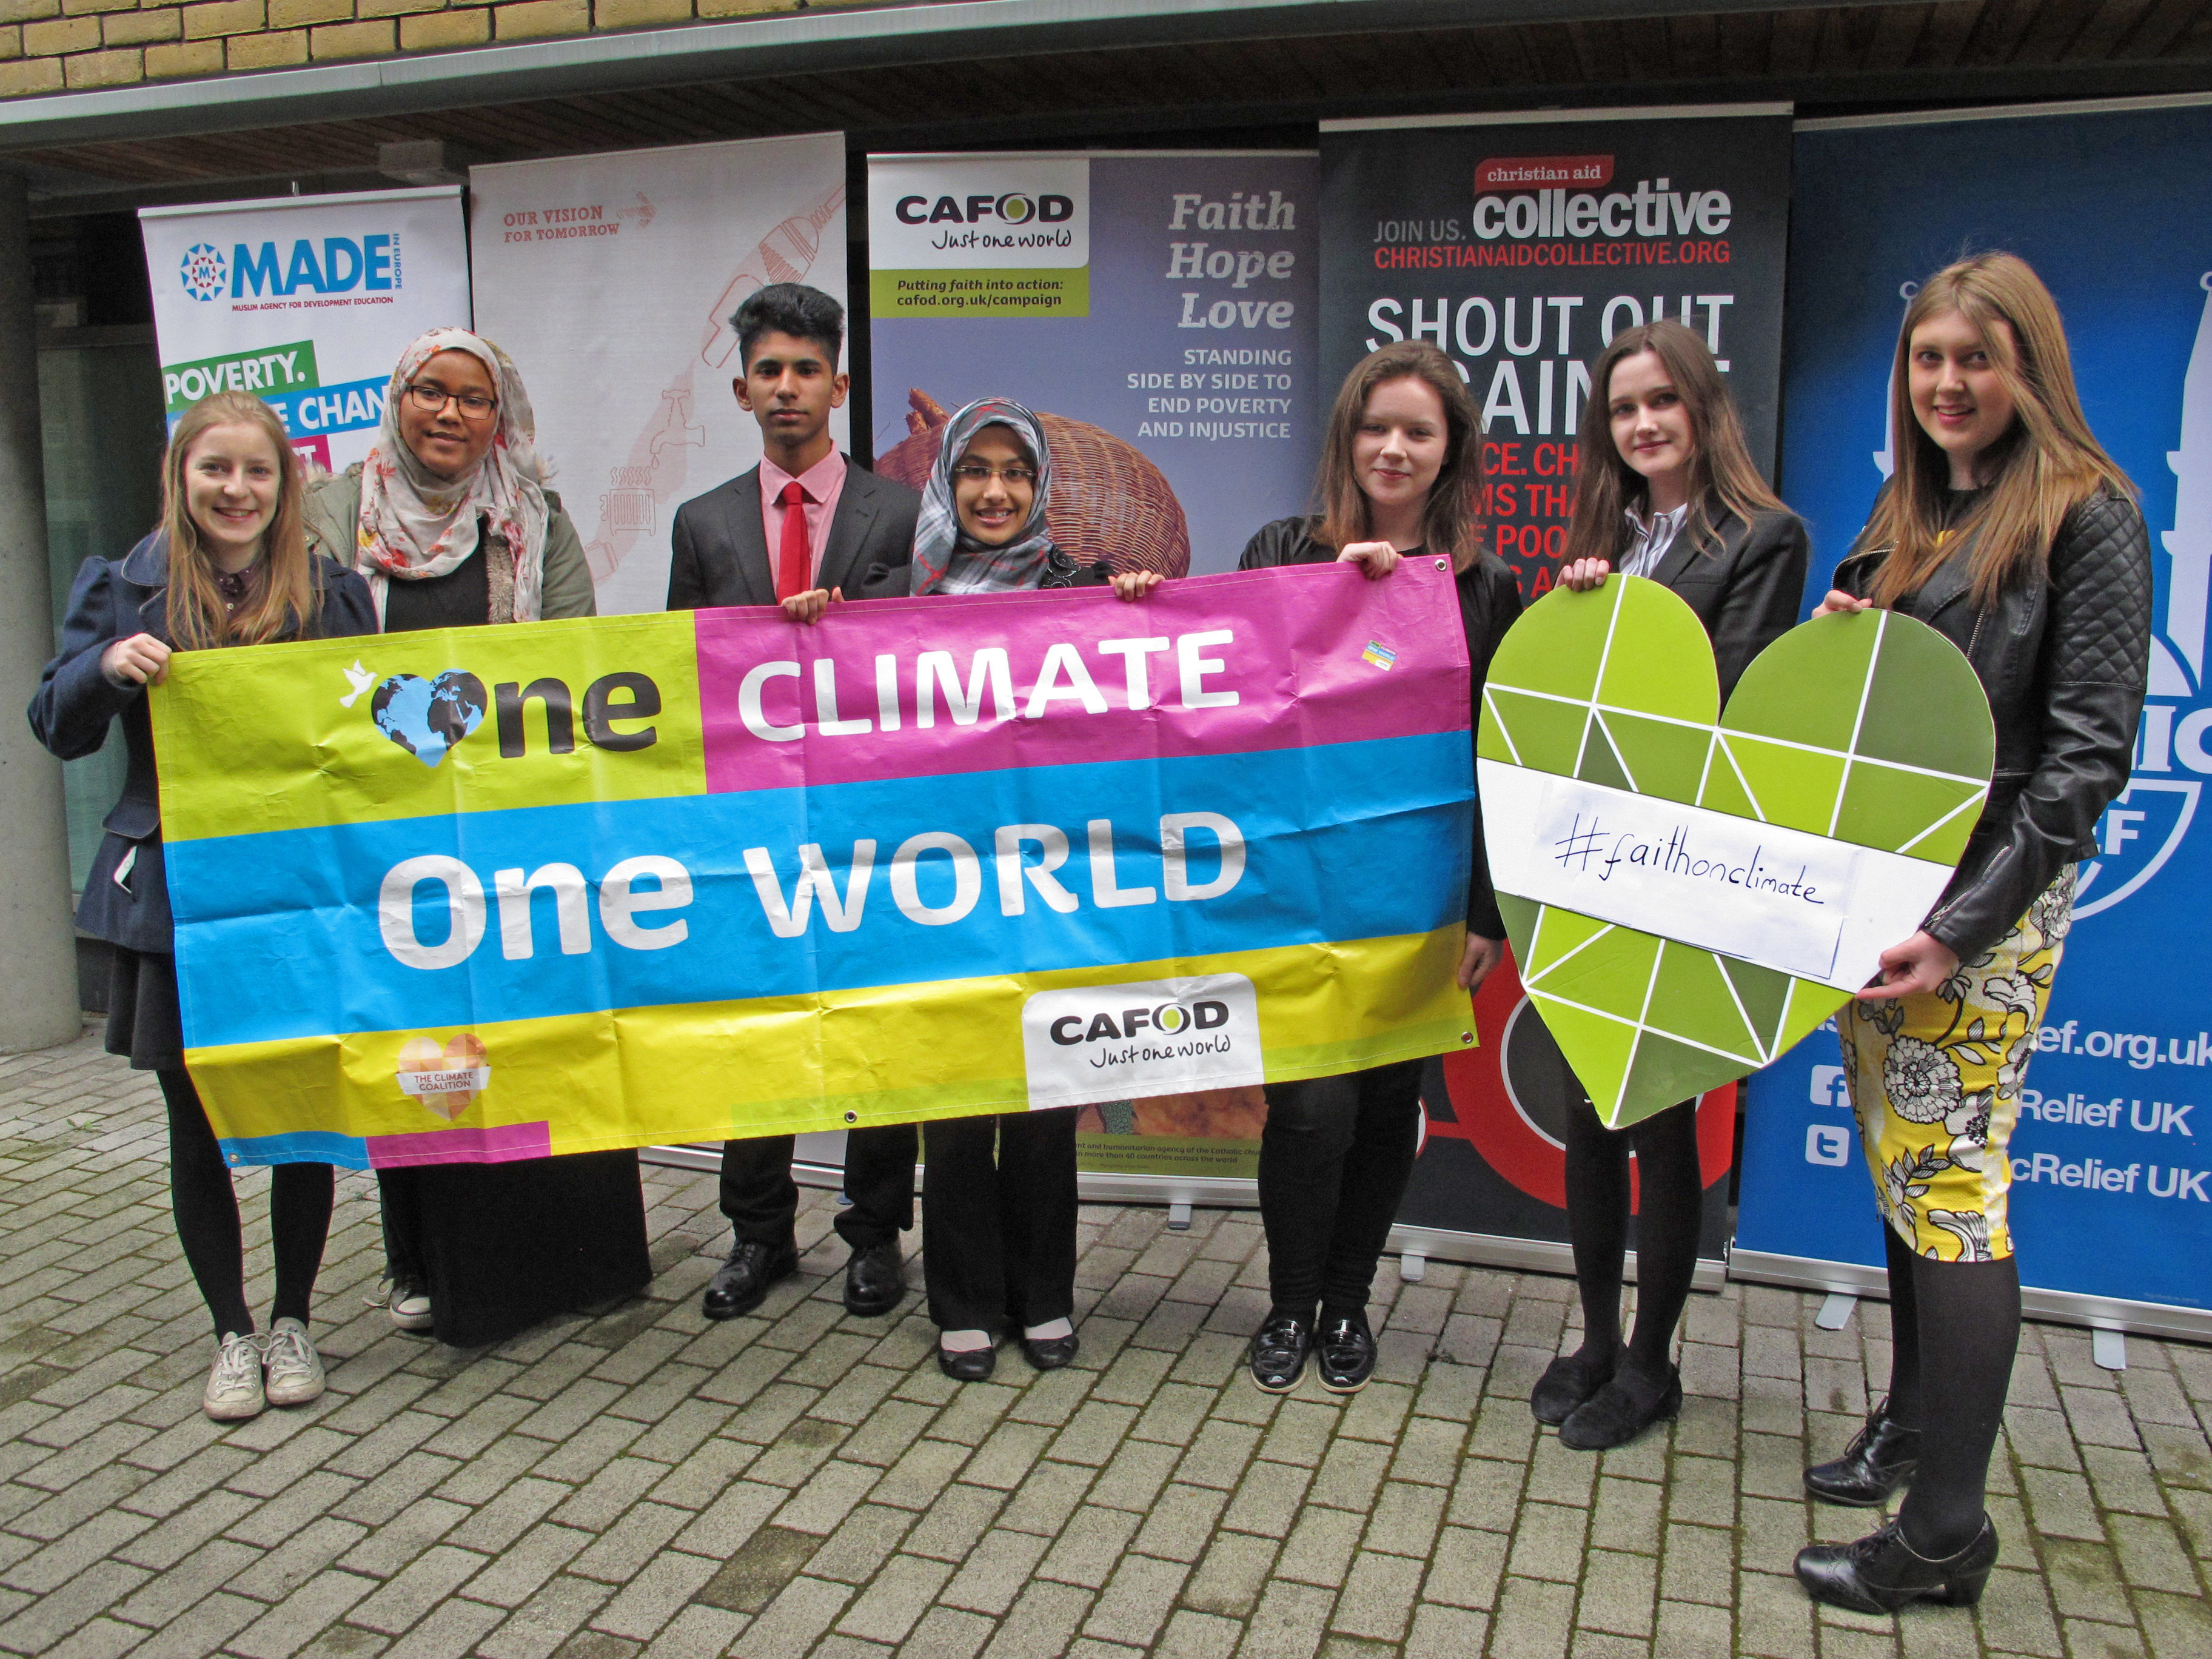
[1313,340,1486,572]
[732,283,845,374]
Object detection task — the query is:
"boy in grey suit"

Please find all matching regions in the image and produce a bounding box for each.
[667,283,922,1322]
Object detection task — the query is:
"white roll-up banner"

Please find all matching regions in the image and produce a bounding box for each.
[468,133,850,615]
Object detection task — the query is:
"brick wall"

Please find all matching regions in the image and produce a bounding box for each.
[0,0,807,99]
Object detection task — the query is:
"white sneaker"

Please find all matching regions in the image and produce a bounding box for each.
[262,1318,326,1407]
[203,1332,266,1421]
[387,1278,433,1332]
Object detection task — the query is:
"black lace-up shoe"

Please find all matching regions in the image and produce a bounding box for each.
[1531,1351,1615,1426]
[702,1240,798,1321]
[1805,1398,1920,1506]
[1315,1311,1378,1394]
[1248,1312,1313,1393]
[843,1240,905,1317]
[1795,1515,1998,1614]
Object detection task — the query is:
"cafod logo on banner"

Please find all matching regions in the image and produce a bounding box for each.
[869,155,1091,317]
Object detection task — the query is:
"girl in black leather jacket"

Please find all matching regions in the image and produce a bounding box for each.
[1792,254,2151,1615]
[1538,321,1812,1453]
[1235,341,1523,1397]
[28,393,376,1424]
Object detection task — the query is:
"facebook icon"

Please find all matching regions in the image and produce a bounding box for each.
[1809,1065,1850,1109]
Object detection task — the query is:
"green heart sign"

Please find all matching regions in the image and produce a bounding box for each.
[1476,577,1996,1128]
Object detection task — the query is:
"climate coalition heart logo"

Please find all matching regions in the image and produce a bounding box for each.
[396,1033,490,1121]
[1478,578,1995,1128]
[371,671,487,767]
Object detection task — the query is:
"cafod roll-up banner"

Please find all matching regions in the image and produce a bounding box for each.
[1737,96,2212,1339]
[866,150,1321,580]
[469,134,850,617]
[1319,106,1792,1273]
[138,187,472,477]
[151,566,1478,1170]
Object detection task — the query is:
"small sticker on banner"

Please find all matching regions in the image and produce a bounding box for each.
[397,1033,489,1121]
[1021,974,1264,1110]
[1361,641,1398,670]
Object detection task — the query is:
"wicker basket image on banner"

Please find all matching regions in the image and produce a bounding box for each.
[877,390,1193,577]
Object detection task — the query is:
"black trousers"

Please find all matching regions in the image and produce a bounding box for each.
[721,1122,918,1252]
[1257,1060,1424,1315]
[920,1108,1078,1333]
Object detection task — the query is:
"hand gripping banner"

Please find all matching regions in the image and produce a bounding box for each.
[153,563,1479,1168]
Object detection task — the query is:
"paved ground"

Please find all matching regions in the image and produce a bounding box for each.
[1,1027,2209,1659]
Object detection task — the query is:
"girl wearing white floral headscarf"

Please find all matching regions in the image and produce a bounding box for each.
[300,329,643,1347]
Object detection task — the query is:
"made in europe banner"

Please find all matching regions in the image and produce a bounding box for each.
[152,565,1479,1170]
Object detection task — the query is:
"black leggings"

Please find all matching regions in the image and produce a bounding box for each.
[1561,1096,1704,1376]
[1257,1061,1423,1317]
[1880,1225,2020,1556]
[159,1068,333,1339]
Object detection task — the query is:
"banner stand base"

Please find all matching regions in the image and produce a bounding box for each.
[1726,1248,2212,1345]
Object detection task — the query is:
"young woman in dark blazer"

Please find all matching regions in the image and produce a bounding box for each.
[30,391,377,1423]
[1535,320,1810,1450]
[1237,340,1522,1395]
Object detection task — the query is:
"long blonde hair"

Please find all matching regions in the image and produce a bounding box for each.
[1860,252,2133,609]
[160,392,316,649]
[1314,341,1486,572]
[1561,320,1785,568]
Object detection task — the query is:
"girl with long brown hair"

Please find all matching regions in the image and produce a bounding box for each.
[1235,340,1522,1395]
[30,392,377,1423]
[1534,321,1810,1452]
[1794,253,2148,1614]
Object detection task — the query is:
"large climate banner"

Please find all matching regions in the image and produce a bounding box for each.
[1736,100,2212,1324]
[867,150,1320,579]
[153,566,1477,1170]
[470,134,850,616]
[138,187,472,475]
[1319,106,1792,597]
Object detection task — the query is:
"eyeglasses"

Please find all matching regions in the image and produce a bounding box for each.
[404,383,498,419]
[951,463,1037,487]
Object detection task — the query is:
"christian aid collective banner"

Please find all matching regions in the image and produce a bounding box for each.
[1318,106,1792,597]
[150,566,1477,1170]
[1738,100,2212,1323]
[867,150,1320,581]
[138,187,472,475]
[471,134,850,616]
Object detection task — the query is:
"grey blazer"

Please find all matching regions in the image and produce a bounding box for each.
[667,460,922,610]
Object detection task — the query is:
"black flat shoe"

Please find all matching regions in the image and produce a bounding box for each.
[702,1240,798,1321]
[1248,1312,1312,1393]
[1019,1333,1079,1371]
[1531,1351,1615,1426]
[1558,1359,1681,1450]
[843,1240,905,1318]
[937,1342,997,1382]
[1315,1312,1377,1395]
[1805,1396,1920,1506]
[1795,1515,1997,1614]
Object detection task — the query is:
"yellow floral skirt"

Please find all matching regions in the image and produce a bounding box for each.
[1834,866,2075,1263]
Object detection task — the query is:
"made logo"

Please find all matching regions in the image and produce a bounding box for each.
[230,233,400,299]
[179,243,227,303]
[364,666,662,768]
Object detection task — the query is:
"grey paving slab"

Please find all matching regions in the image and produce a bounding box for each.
[1,1028,2208,1657]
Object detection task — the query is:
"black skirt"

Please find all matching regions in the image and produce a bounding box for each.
[106,945,187,1071]
[378,1154,653,1348]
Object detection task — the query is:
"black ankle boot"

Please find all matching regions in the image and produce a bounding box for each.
[1805,1396,1920,1506]
[1795,1515,1997,1614]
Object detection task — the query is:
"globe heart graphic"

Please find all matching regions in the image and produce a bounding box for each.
[1477,577,1996,1128]
[371,670,488,767]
